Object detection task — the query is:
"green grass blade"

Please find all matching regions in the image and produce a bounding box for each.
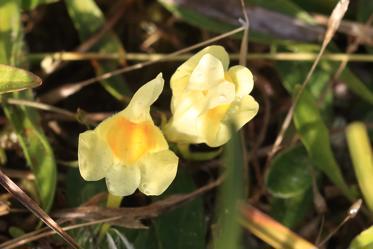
[214,128,244,249]
[0,0,57,211]
[346,122,373,212]
[0,64,41,93]
[293,89,356,200]
[64,0,130,102]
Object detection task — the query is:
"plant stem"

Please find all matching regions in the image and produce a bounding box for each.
[98,193,123,243]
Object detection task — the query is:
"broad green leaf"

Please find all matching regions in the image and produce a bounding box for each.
[266,145,313,198]
[293,89,356,200]
[346,122,373,212]
[128,168,206,249]
[0,0,57,211]
[151,168,205,249]
[214,128,244,249]
[65,168,106,207]
[21,0,58,10]
[350,226,373,249]
[0,64,41,93]
[270,189,313,228]
[64,0,130,102]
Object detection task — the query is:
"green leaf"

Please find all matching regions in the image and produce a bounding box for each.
[0,0,57,211]
[214,128,244,249]
[21,0,58,10]
[276,60,334,121]
[266,145,313,198]
[65,168,106,207]
[152,168,205,249]
[0,64,41,93]
[270,189,313,228]
[64,0,130,102]
[350,226,373,249]
[293,89,356,200]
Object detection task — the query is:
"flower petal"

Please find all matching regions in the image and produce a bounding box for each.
[202,105,231,147]
[78,130,113,181]
[170,46,229,98]
[204,122,230,147]
[163,118,203,144]
[122,73,164,122]
[188,54,225,90]
[205,81,235,109]
[138,150,179,196]
[227,65,254,97]
[227,95,259,129]
[105,164,141,196]
[166,91,206,141]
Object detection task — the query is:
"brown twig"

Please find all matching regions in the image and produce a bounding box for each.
[0,169,80,249]
[0,177,222,249]
[40,26,245,104]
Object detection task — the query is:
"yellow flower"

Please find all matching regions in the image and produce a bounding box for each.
[78,74,179,196]
[164,46,259,147]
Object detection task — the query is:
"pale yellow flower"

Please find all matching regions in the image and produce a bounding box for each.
[165,46,259,147]
[78,74,178,196]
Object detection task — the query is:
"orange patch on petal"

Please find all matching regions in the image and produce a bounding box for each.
[106,117,156,165]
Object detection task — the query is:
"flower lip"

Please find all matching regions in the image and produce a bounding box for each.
[78,74,179,196]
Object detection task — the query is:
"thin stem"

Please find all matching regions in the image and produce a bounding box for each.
[28,52,373,62]
[98,193,123,242]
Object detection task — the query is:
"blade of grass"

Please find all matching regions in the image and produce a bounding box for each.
[213,126,244,249]
[240,204,317,249]
[346,122,373,212]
